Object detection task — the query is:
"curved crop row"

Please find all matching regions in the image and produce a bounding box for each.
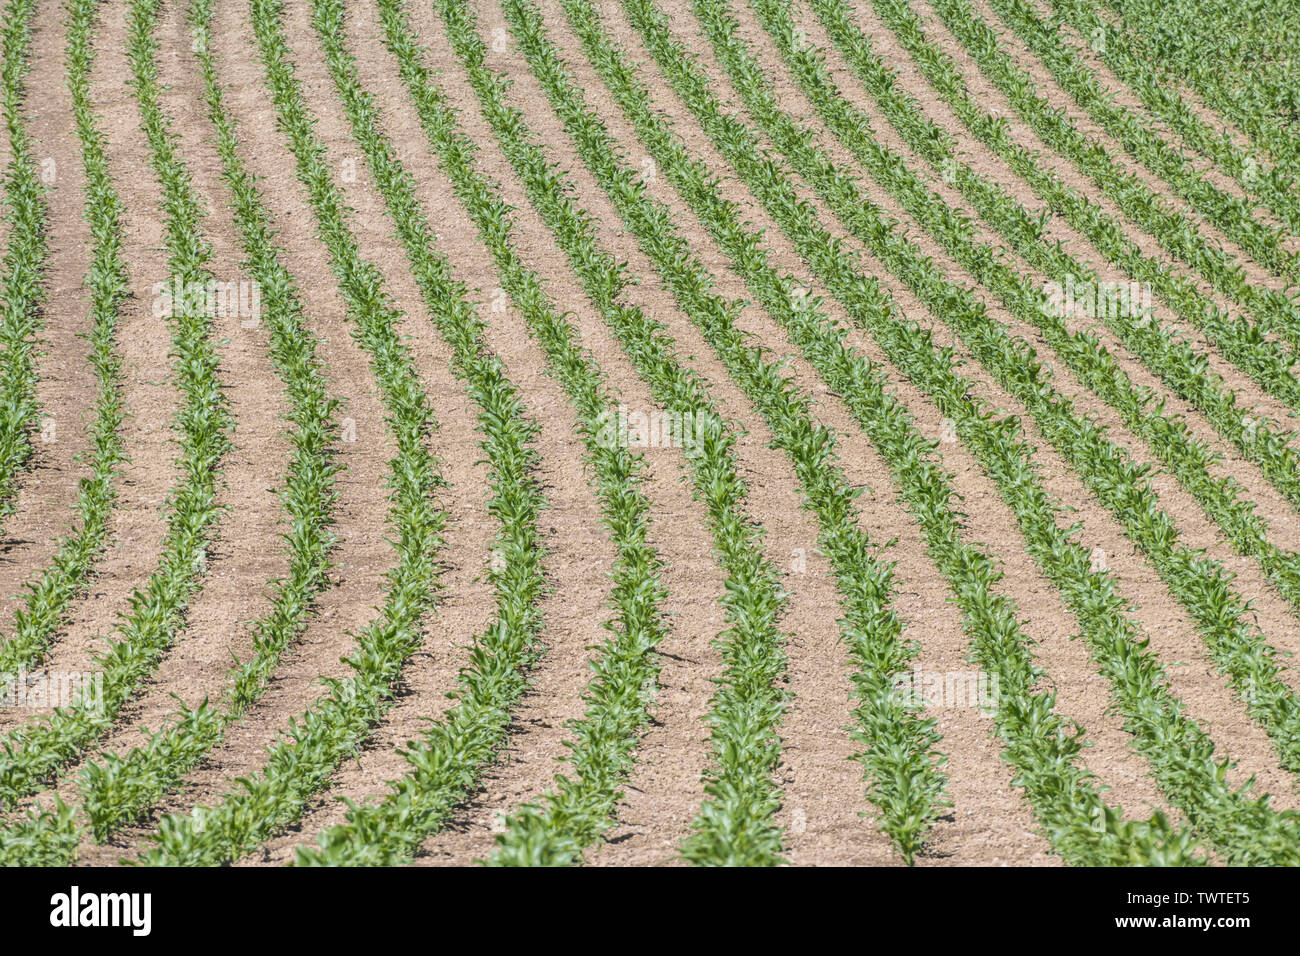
[922,0,1300,356]
[428,0,794,868]
[292,0,673,868]
[515,0,1200,862]
[35,0,350,850]
[808,0,1300,525]
[0,0,49,521]
[1104,0,1300,189]
[0,0,131,866]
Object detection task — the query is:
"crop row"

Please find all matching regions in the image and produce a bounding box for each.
[1,0,1293,870]
[0,0,347,860]
[443,0,800,866]
[0,0,131,865]
[930,0,1300,335]
[489,0,966,862]
[0,0,127,690]
[762,0,1300,610]
[49,0,350,851]
[0,0,48,523]
[294,0,673,868]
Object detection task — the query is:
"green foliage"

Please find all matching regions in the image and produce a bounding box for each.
[556,0,1189,864]
[987,0,1299,286]
[913,0,1300,383]
[131,0,462,867]
[1104,0,1300,187]
[1040,0,1300,238]
[2,0,1297,872]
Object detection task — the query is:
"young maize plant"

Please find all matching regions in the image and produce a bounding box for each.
[576,0,1300,862]
[920,0,1300,363]
[0,0,49,523]
[132,0,543,867]
[473,0,959,864]
[729,0,1300,770]
[293,0,670,867]
[0,0,234,809]
[0,0,127,686]
[495,0,1206,864]
[806,0,1300,527]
